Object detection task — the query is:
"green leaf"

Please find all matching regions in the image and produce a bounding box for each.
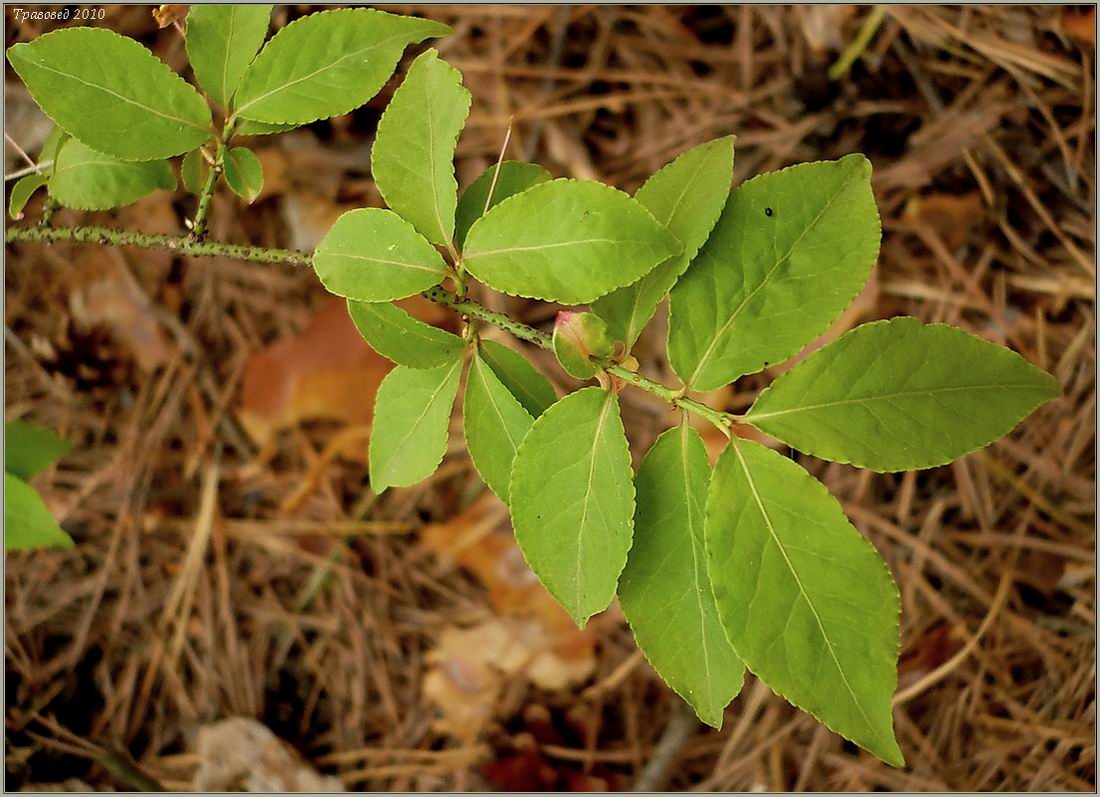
[235,119,298,136]
[669,154,880,391]
[313,208,450,302]
[455,160,552,249]
[180,148,209,195]
[509,387,634,626]
[463,353,534,503]
[7,27,212,161]
[372,49,471,249]
[8,172,48,220]
[185,4,272,108]
[478,340,557,418]
[5,472,73,551]
[49,139,176,211]
[552,310,613,380]
[592,136,734,347]
[223,146,263,203]
[705,437,903,766]
[233,8,450,125]
[369,359,463,492]
[619,425,745,729]
[347,299,463,369]
[462,179,682,305]
[39,125,68,167]
[5,420,71,480]
[745,317,1062,472]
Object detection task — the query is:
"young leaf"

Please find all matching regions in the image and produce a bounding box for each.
[509,387,635,626]
[455,161,552,248]
[745,317,1062,471]
[669,154,880,391]
[49,139,176,211]
[369,359,463,492]
[372,49,471,250]
[313,208,449,302]
[8,172,48,220]
[5,472,74,551]
[478,339,557,418]
[180,148,209,195]
[706,437,904,767]
[233,8,450,125]
[552,310,613,380]
[619,425,745,729]
[185,4,273,108]
[462,179,681,305]
[7,27,212,161]
[347,299,463,369]
[592,136,735,347]
[223,146,264,203]
[5,420,71,481]
[463,353,534,503]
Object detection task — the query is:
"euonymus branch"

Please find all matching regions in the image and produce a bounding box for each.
[4,224,731,430]
[5,6,1062,769]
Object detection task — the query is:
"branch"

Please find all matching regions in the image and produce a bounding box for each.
[6,224,311,267]
[632,698,699,791]
[7,223,736,431]
[423,286,733,430]
[189,140,225,241]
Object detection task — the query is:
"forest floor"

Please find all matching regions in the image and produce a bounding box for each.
[4,4,1096,791]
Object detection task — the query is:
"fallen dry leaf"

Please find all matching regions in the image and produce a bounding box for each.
[903,191,985,251]
[897,623,966,690]
[192,717,344,792]
[1062,7,1095,46]
[67,250,172,373]
[238,294,453,463]
[420,495,597,740]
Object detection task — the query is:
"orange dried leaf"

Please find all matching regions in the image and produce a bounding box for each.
[1063,8,1095,46]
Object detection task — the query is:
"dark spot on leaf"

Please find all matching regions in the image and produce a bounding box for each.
[764,207,773,217]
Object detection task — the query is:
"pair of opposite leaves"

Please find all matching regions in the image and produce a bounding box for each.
[6,8,449,212]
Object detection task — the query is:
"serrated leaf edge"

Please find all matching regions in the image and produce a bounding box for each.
[233,8,450,125]
[462,178,682,304]
[508,388,636,627]
[7,27,212,161]
[743,316,1062,472]
[669,153,878,391]
[707,436,904,766]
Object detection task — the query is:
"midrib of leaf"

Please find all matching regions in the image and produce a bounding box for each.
[233,32,408,119]
[380,359,460,477]
[476,360,530,450]
[54,158,125,173]
[574,393,613,606]
[681,423,713,705]
[621,153,712,342]
[467,238,649,258]
[481,346,548,413]
[327,251,444,274]
[730,438,877,739]
[367,306,452,348]
[423,83,454,252]
[220,7,237,105]
[684,171,855,390]
[746,382,1051,423]
[25,60,207,132]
